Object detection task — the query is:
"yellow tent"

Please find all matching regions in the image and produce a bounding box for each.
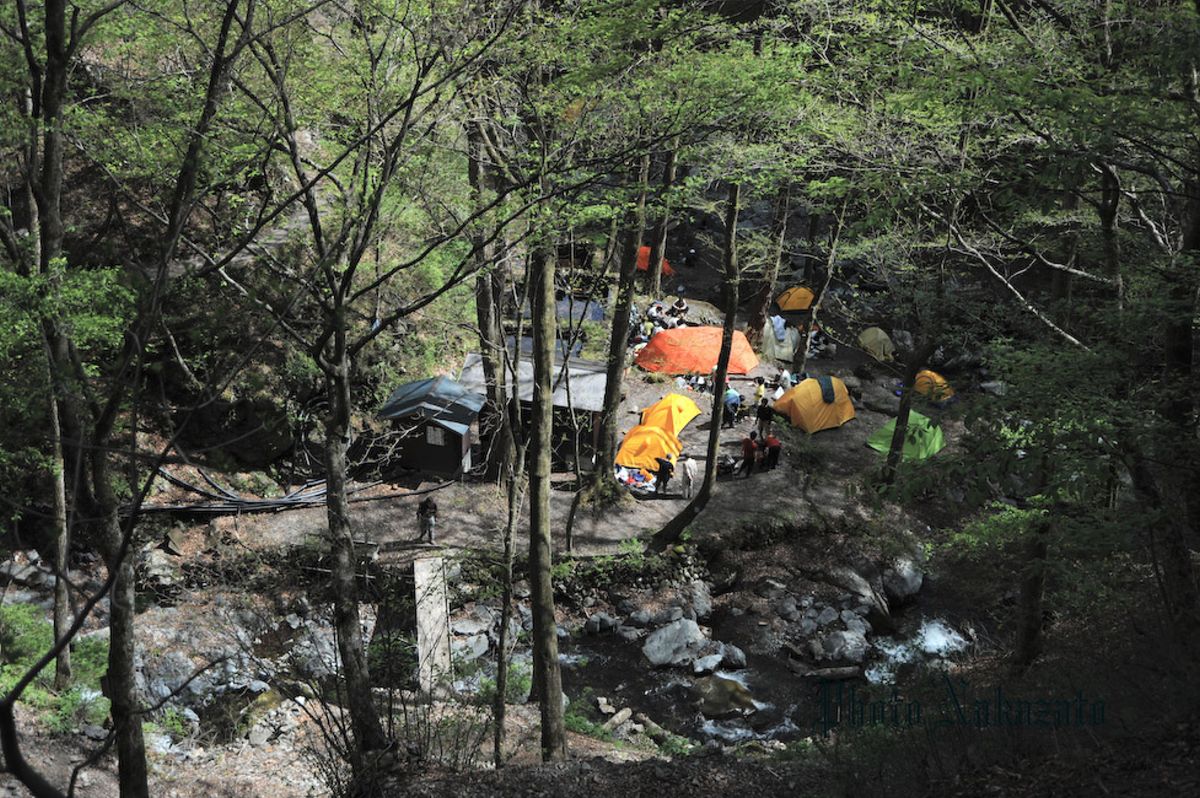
[914,369,955,402]
[777,286,815,311]
[615,425,682,470]
[858,327,895,361]
[640,393,701,437]
[774,376,856,433]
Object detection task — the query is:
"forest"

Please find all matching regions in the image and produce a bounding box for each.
[1,0,1198,796]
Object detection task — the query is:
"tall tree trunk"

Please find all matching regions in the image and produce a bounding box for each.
[527,248,567,761]
[595,154,651,472]
[647,143,678,297]
[651,182,740,550]
[881,342,937,485]
[469,122,512,481]
[747,185,790,348]
[93,454,148,798]
[322,320,389,758]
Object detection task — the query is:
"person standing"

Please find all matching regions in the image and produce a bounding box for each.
[763,433,783,470]
[738,431,758,477]
[417,495,438,544]
[679,454,698,498]
[755,397,774,438]
[723,385,741,428]
[654,456,675,495]
[753,376,766,404]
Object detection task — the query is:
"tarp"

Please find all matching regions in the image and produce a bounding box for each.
[774,377,856,433]
[913,369,955,402]
[378,376,485,436]
[761,318,800,362]
[640,393,701,437]
[636,245,675,277]
[866,411,945,460]
[615,424,682,470]
[634,327,760,374]
[777,286,815,311]
[858,327,896,361]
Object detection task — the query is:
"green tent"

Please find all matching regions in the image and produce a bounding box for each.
[867,411,945,460]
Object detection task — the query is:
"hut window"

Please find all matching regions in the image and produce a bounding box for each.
[425,426,447,446]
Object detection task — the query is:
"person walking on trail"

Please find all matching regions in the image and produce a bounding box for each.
[753,376,766,404]
[755,397,774,438]
[679,453,698,499]
[763,433,783,470]
[738,431,758,477]
[417,496,438,543]
[654,456,675,495]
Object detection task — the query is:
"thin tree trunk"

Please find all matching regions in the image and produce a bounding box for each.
[492,440,526,768]
[647,143,678,297]
[93,454,148,798]
[42,340,71,689]
[595,154,651,472]
[322,325,388,758]
[651,182,740,550]
[528,247,567,761]
[793,203,844,375]
[747,185,790,347]
[882,342,937,485]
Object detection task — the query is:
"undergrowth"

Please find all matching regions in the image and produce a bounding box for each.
[0,603,111,734]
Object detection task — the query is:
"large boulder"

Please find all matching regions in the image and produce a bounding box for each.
[883,556,924,604]
[816,630,869,664]
[642,619,707,668]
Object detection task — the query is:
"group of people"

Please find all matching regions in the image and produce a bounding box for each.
[737,429,783,477]
[630,295,690,346]
[652,452,698,498]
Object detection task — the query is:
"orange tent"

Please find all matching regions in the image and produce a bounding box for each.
[615,425,682,470]
[640,393,701,437]
[913,370,955,402]
[635,327,760,375]
[774,377,856,433]
[636,245,675,277]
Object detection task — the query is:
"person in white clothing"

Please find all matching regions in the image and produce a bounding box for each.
[679,454,699,499]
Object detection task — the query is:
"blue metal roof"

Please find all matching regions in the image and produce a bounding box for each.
[378,376,485,435]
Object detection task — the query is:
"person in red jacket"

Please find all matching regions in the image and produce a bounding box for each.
[763,433,783,470]
[737,431,758,477]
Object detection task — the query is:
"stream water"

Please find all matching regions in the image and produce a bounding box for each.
[559,609,971,744]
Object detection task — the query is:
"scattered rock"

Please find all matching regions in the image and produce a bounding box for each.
[816,629,869,664]
[815,606,839,626]
[601,707,632,732]
[754,578,787,600]
[720,643,747,670]
[615,625,645,643]
[684,580,713,620]
[882,557,924,604]
[450,633,489,663]
[627,609,652,628]
[799,618,818,636]
[596,696,616,716]
[777,596,801,621]
[650,606,684,626]
[642,619,707,668]
[584,612,618,635]
[692,654,723,675]
[80,724,108,741]
[247,725,272,747]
